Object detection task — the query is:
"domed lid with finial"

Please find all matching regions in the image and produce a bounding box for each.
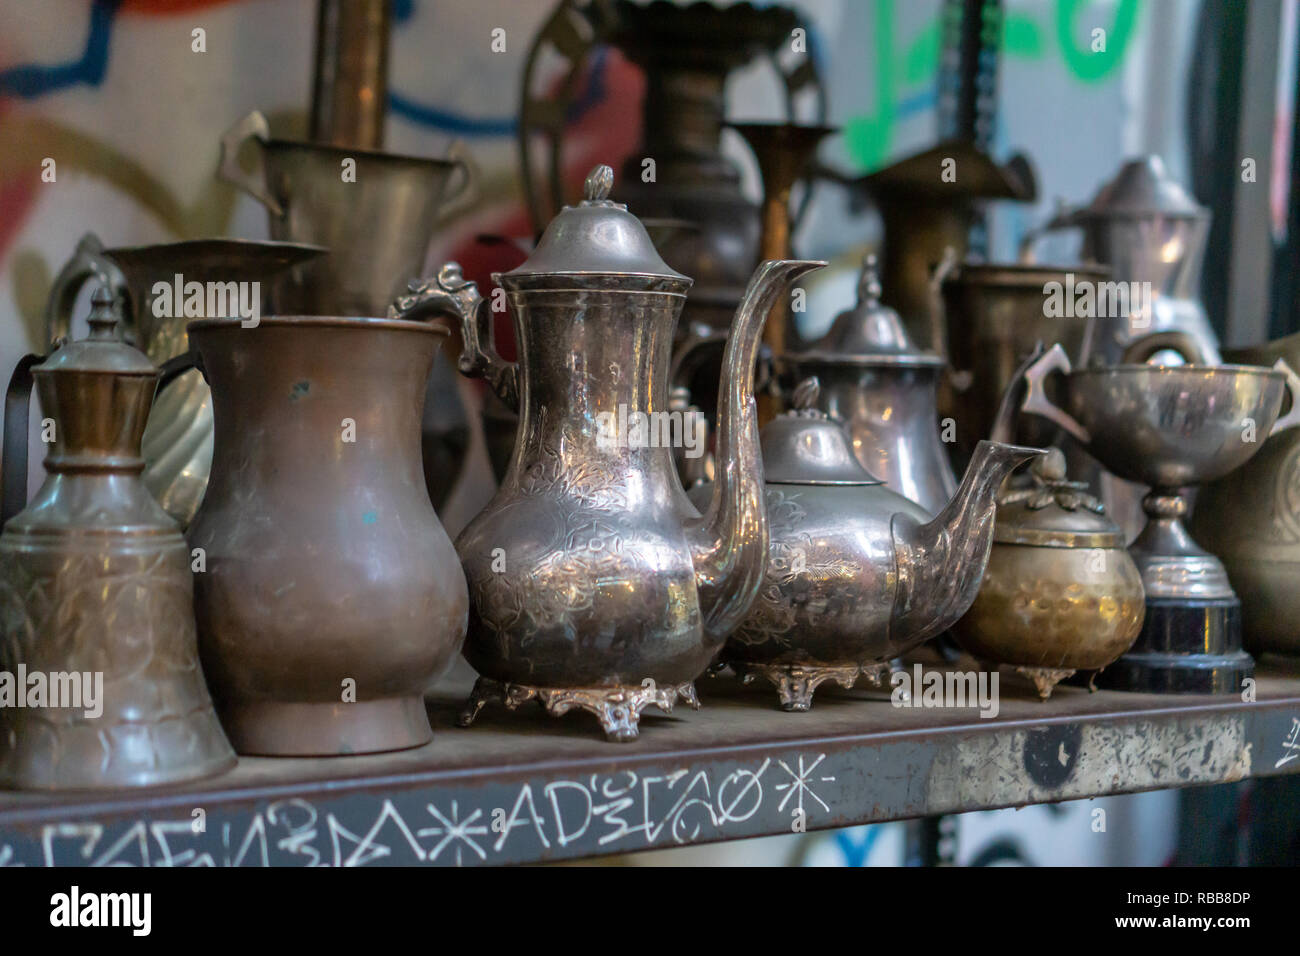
[793,254,943,367]
[760,377,882,485]
[503,164,691,284]
[39,286,157,376]
[993,447,1125,547]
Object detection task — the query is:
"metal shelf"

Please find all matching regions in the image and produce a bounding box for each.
[2,661,1299,866]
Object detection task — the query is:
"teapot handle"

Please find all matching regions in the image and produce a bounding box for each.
[44,233,130,349]
[1269,359,1300,437]
[389,262,519,412]
[435,140,480,223]
[217,110,285,218]
[1017,200,1079,263]
[1019,343,1091,445]
[2,353,43,528]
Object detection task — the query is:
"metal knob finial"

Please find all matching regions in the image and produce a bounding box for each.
[858,254,883,307]
[86,286,121,340]
[792,376,821,412]
[584,165,614,202]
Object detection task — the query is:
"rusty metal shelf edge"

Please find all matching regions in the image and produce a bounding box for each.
[1,697,1298,867]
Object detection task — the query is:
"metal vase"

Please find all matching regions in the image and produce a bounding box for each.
[186,316,468,756]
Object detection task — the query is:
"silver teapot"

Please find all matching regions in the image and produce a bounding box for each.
[689,378,1042,711]
[392,165,823,740]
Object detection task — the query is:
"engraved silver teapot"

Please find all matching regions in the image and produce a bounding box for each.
[392,165,823,741]
[688,378,1042,711]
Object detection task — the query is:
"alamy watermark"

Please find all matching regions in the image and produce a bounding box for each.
[1043,272,1152,325]
[890,664,999,719]
[150,273,261,327]
[0,665,103,718]
[595,405,706,458]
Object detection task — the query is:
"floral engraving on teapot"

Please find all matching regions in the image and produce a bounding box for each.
[733,488,861,649]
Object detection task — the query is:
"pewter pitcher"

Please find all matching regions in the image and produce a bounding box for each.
[0,290,234,789]
[392,165,823,741]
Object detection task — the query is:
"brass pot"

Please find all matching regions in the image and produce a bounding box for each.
[0,290,235,789]
[951,450,1145,699]
[186,315,468,756]
[1191,331,1300,656]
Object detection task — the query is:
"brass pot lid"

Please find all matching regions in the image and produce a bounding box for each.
[761,378,882,486]
[1075,155,1206,221]
[503,165,691,283]
[790,255,944,368]
[39,287,156,376]
[993,448,1124,548]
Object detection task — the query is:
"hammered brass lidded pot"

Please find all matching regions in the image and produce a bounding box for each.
[688,378,1042,712]
[391,164,824,741]
[0,289,235,789]
[186,311,468,757]
[787,255,955,515]
[951,449,1145,700]
[1021,337,1300,694]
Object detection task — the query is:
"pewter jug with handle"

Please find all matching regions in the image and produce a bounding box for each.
[392,165,823,741]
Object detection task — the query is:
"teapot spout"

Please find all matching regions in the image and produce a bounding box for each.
[690,259,824,638]
[889,440,1043,647]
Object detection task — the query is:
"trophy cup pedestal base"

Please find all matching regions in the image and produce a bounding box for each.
[1096,597,1253,694]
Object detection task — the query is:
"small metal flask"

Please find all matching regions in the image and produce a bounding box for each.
[951,449,1145,700]
[0,289,235,789]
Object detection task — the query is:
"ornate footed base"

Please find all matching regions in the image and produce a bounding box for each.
[732,661,892,712]
[457,677,700,742]
[1015,666,1077,700]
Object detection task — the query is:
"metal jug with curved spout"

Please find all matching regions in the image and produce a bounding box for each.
[392,164,824,741]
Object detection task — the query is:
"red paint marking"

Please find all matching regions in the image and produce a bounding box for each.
[121,0,251,14]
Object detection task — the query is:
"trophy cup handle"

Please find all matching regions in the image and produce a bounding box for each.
[389,262,519,412]
[1020,343,1091,445]
[217,110,284,218]
[1269,359,1300,436]
[43,233,129,349]
[436,140,480,223]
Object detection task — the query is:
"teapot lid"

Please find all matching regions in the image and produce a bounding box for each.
[40,287,156,376]
[503,165,691,283]
[761,378,882,485]
[793,255,944,367]
[993,448,1125,548]
[1079,156,1206,220]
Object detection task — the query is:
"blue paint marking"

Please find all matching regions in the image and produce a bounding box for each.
[388,48,610,137]
[0,0,121,98]
[832,824,883,867]
[362,511,378,525]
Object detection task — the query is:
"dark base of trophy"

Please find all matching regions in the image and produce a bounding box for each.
[1096,597,1253,694]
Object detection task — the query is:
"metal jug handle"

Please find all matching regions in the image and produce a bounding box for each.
[1119,330,1207,365]
[436,140,480,223]
[987,342,1047,444]
[388,262,519,412]
[217,110,284,217]
[927,245,959,362]
[1017,199,1079,264]
[157,350,205,391]
[1269,359,1300,436]
[44,233,130,349]
[2,353,43,528]
[1019,343,1091,445]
